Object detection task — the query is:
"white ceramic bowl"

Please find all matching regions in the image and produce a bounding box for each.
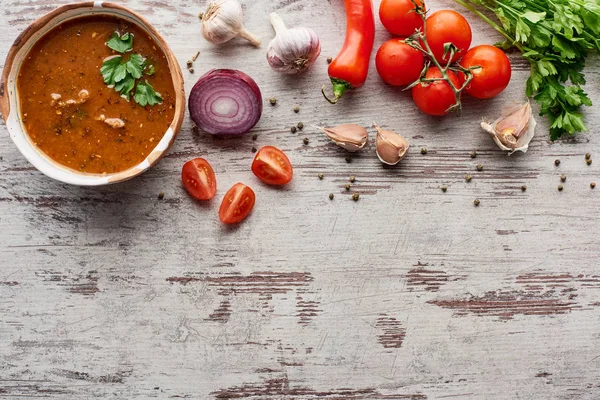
[0,1,185,186]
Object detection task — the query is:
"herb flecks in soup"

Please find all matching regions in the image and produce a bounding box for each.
[17,16,175,174]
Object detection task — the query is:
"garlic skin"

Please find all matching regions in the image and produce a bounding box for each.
[201,0,260,47]
[374,124,409,165]
[266,13,321,74]
[481,102,536,154]
[317,124,368,152]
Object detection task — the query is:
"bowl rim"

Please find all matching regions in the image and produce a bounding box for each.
[0,1,186,186]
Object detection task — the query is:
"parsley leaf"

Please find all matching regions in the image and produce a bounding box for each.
[134,80,163,107]
[106,32,133,53]
[126,54,145,79]
[100,56,123,86]
[115,75,136,100]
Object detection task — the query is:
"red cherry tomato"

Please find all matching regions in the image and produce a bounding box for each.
[412,66,461,116]
[459,45,511,99]
[375,39,424,87]
[379,0,425,37]
[181,158,217,200]
[425,10,472,65]
[219,183,256,224]
[251,146,293,185]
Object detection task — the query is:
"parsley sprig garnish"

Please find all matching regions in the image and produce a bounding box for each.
[453,0,600,140]
[101,32,162,106]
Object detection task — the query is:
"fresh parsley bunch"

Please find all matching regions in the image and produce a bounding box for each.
[454,0,600,140]
[100,32,163,107]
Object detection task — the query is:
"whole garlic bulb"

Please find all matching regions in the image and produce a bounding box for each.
[266,12,321,74]
[201,0,260,47]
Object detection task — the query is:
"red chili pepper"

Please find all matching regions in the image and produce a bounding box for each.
[322,0,375,104]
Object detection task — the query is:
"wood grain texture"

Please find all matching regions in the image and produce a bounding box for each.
[1,0,600,399]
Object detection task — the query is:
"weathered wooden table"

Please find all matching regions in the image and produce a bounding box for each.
[2,1,600,398]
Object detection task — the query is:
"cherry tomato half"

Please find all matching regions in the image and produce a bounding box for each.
[219,182,256,224]
[379,0,425,37]
[251,146,293,185]
[412,66,461,116]
[181,158,217,200]
[376,39,424,87]
[425,10,472,65]
[459,45,511,99]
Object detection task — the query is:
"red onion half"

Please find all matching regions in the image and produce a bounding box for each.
[189,69,263,135]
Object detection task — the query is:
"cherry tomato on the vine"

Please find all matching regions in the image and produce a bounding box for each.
[219,182,256,224]
[376,39,424,87]
[251,146,293,185]
[379,0,425,37]
[459,45,511,99]
[425,10,472,65]
[412,66,461,116]
[181,158,217,200]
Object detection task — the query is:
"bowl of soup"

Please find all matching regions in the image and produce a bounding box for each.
[0,2,185,185]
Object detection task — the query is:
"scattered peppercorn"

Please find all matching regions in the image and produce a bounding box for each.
[587,159,593,166]
[474,199,480,206]
[521,185,527,192]
[158,192,165,200]
[327,56,332,64]
[470,151,477,158]
[318,173,324,180]
[476,164,483,171]
[297,122,304,130]
[441,186,447,192]
[352,193,360,201]
[586,153,591,160]
[349,175,356,183]
[558,184,563,191]
[421,147,427,155]
[252,134,258,141]
[329,193,334,200]
[591,182,596,189]
[251,147,257,153]
[303,137,309,145]
[186,60,193,67]
[188,68,194,73]
[293,105,300,113]
[345,183,351,191]
[269,97,277,105]
[192,125,199,134]
[291,126,297,133]
[345,156,352,163]
[561,174,567,182]
[555,159,561,166]
[465,174,472,182]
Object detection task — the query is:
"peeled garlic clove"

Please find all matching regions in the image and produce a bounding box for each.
[481,101,536,155]
[266,13,321,74]
[201,0,261,47]
[374,124,409,165]
[317,124,368,152]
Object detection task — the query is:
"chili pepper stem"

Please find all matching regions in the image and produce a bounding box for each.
[322,78,354,104]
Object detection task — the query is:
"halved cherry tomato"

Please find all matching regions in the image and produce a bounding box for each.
[219,183,256,224]
[376,39,424,87]
[412,66,461,116]
[379,0,425,37]
[459,45,511,99]
[425,10,472,65]
[181,158,217,200]
[251,146,293,185]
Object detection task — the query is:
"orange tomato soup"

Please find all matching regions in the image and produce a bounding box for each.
[17,15,175,174]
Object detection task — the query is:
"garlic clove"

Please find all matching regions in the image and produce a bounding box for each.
[374,124,409,165]
[267,12,321,74]
[201,0,260,47]
[317,124,368,152]
[481,101,536,154]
